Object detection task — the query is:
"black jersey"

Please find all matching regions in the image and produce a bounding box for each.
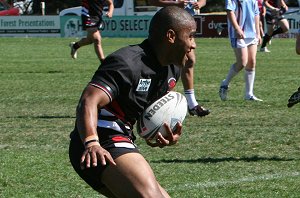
[266,0,280,8]
[89,39,181,128]
[82,0,106,16]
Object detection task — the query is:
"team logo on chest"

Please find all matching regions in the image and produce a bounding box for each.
[136,79,151,92]
[168,77,176,90]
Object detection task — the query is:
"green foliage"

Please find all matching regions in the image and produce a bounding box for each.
[202,0,225,13]
[0,37,300,197]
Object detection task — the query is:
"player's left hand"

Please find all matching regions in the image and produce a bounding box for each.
[257,35,262,45]
[146,122,182,148]
[106,11,113,18]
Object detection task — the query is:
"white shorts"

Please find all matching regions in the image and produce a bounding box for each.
[231,38,259,48]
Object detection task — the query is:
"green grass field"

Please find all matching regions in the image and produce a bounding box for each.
[0,37,299,198]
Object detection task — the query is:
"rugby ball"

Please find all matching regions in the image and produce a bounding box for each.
[136,91,187,140]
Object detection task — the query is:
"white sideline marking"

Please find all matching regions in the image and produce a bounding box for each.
[167,172,300,191]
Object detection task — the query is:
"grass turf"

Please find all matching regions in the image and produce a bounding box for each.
[0,37,299,198]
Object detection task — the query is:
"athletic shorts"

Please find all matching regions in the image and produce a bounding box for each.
[230,38,258,48]
[265,11,285,25]
[69,127,139,191]
[81,15,103,30]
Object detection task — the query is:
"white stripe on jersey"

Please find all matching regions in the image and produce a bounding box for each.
[114,142,136,149]
[97,120,123,133]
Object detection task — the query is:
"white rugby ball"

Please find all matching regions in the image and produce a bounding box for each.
[136,91,187,140]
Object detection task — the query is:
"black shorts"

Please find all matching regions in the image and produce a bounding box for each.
[265,11,285,25]
[69,127,139,191]
[81,15,103,30]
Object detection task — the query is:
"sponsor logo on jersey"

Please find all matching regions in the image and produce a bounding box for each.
[144,93,175,120]
[136,79,151,92]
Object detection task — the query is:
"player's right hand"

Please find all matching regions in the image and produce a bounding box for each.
[271,8,280,16]
[146,122,182,148]
[80,145,116,169]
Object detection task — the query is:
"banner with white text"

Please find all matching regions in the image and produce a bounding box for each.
[0,16,60,37]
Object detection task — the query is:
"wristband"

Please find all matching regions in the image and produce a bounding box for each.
[85,140,100,148]
[83,135,99,148]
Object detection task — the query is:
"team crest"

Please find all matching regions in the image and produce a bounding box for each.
[136,79,151,92]
[168,78,177,90]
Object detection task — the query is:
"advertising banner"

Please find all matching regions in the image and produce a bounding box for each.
[0,16,60,37]
[60,15,152,38]
[0,13,298,38]
[194,14,228,37]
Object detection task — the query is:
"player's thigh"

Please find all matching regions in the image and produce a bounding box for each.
[101,152,165,198]
[86,27,101,41]
[278,19,289,32]
[246,44,257,69]
[234,47,248,67]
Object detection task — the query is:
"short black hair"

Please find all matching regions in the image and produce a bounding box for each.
[149,6,195,41]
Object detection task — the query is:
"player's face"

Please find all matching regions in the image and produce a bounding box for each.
[173,22,197,67]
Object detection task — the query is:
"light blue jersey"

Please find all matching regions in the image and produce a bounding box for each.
[225,0,259,39]
[184,0,200,16]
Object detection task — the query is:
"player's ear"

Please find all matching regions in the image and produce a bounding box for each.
[166,29,176,43]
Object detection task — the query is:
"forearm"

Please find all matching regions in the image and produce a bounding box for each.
[106,0,114,17]
[148,0,183,8]
[227,11,240,32]
[280,0,287,8]
[76,99,99,143]
[264,1,276,10]
[197,0,206,9]
[255,15,260,37]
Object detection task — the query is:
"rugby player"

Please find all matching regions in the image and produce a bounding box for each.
[69,6,196,197]
[219,0,263,101]
[260,0,289,52]
[69,0,114,63]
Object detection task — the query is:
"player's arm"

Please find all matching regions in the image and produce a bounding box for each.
[264,0,279,13]
[148,0,185,8]
[280,0,288,11]
[227,10,244,39]
[263,0,273,9]
[255,14,261,44]
[262,3,266,16]
[296,33,300,55]
[105,0,114,18]
[76,85,116,168]
[194,0,206,10]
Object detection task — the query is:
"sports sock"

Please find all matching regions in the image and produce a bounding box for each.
[261,34,271,48]
[222,64,239,86]
[184,89,198,109]
[272,27,284,37]
[244,69,255,98]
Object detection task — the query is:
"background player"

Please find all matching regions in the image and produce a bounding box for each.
[257,0,266,39]
[69,0,114,63]
[149,0,210,117]
[260,0,289,52]
[219,0,262,101]
[287,28,300,108]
